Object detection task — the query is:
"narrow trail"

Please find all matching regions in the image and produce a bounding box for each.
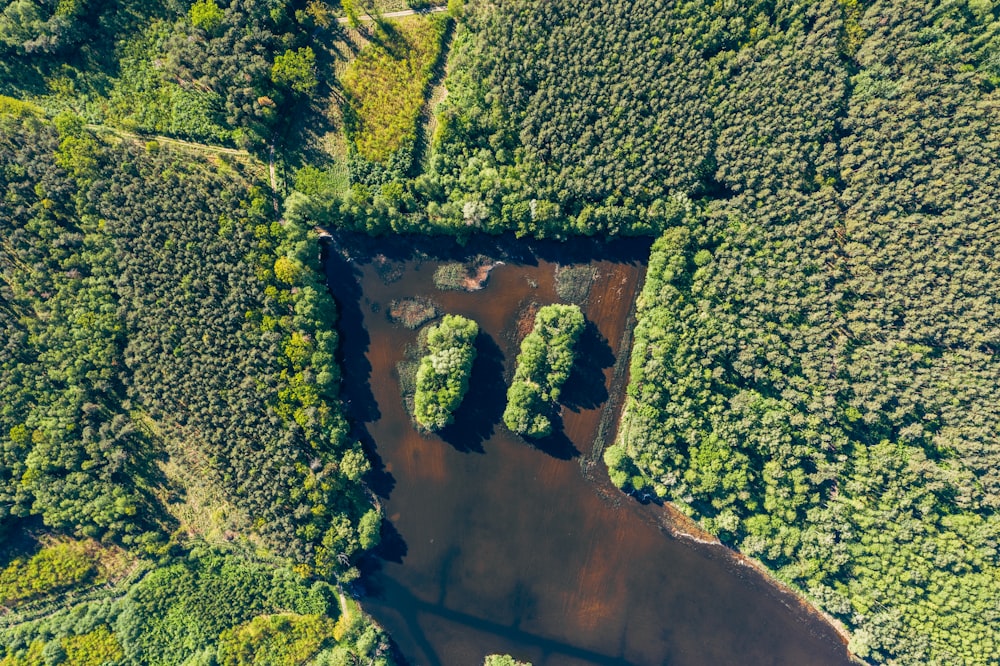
[269,143,280,216]
[84,124,248,157]
[337,5,447,23]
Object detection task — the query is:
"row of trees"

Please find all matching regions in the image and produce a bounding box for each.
[413,315,479,431]
[503,304,584,437]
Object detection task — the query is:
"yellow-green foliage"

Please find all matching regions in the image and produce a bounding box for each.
[216,613,336,665]
[0,540,97,606]
[0,96,42,118]
[341,15,449,165]
[0,641,43,666]
[62,626,124,666]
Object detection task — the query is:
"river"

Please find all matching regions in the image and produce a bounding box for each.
[323,233,853,666]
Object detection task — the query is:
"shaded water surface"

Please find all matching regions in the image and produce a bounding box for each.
[324,234,852,666]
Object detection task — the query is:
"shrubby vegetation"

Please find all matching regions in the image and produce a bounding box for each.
[0,0,342,150]
[503,305,584,438]
[216,613,335,665]
[0,540,97,606]
[342,14,450,181]
[610,1,1000,663]
[484,656,531,666]
[413,315,478,430]
[0,550,391,665]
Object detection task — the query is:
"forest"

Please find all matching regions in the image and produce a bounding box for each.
[1,0,998,663]
[0,107,387,662]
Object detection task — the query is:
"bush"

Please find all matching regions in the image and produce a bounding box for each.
[432,263,468,291]
[216,613,336,666]
[0,541,97,607]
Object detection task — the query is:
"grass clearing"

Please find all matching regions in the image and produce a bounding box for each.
[341,14,450,169]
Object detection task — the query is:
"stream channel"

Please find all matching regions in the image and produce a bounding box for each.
[323,233,853,666]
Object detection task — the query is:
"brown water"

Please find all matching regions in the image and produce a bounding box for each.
[324,234,853,666]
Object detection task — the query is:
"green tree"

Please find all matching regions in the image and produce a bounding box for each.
[189,0,224,32]
[503,304,585,437]
[272,47,318,95]
[413,315,479,430]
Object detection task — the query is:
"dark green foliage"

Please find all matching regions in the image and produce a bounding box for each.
[390,0,714,236]
[0,113,158,543]
[96,127,369,578]
[413,315,478,430]
[503,304,584,437]
[0,113,376,581]
[615,1,1000,663]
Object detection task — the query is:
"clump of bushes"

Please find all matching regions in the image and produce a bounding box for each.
[555,264,596,304]
[413,315,479,430]
[503,304,585,437]
[387,297,439,329]
[216,613,336,665]
[0,540,99,607]
[433,255,497,291]
[433,263,469,290]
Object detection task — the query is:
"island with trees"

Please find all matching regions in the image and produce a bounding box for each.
[413,314,479,430]
[503,304,585,438]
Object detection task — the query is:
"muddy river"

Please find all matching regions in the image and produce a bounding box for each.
[323,233,853,666]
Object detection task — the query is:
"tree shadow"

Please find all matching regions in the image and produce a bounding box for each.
[323,239,395,500]
[322,239,380,425]
[374,517,408,565]
[437,332,505,454]
[560,320,614,412]
[528,412,580,460]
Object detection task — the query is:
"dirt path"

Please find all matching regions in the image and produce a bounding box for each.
[337,5,447,23]
[84,124,248,157]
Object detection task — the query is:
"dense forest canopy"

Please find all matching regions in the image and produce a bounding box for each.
[586,0,999,663]
[0,105,387,661]
[1,0,999,663]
